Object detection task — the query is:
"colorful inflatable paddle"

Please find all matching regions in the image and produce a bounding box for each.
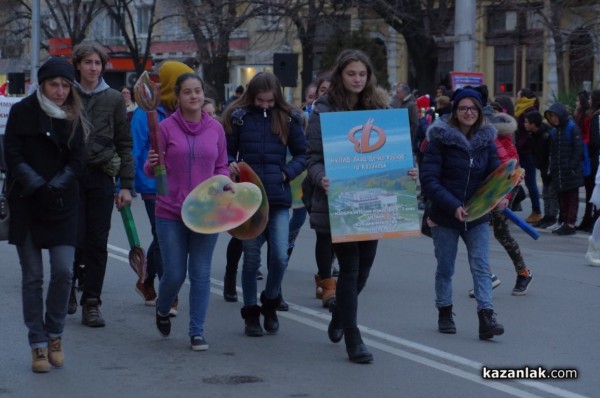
[120,205,146,283]
[134,72,168,195]
[464,159,524,222]
[228,162,270,240]
[290,170,306,209]
[181,174,262,234]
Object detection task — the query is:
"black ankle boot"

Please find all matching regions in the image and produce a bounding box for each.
[327,300,343,343]
[67,286,77,315]
[241,305,263,337]
[82,298,105,328]
[478,309,504,340]
[277,288,289,311]
[260,292,281,333]
[223,270,238,302]
[344,327,373,363]
[438,305,456,334]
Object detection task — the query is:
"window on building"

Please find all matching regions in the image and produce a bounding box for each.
[488,11,517,33]
[494,46,514,95]
[526,9,544,30]
[108,14,121,37]
[137,5,151,33]
[435,46,453,89]
[258,0,283,31]
[526,46,543,94]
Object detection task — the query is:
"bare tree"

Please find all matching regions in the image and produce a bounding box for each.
[177,0,267,104]
[486,0,600,97]
[0,2,30,59]
[265,0,352,92]
[14,0,105,48]
[361,0,455,94]
[100,0,178,78]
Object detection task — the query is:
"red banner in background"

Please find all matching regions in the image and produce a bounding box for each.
[48,38,72,57]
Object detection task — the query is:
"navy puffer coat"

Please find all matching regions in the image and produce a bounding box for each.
[420,117,499,230]
[545,103,584,192]
[227,106,306,208]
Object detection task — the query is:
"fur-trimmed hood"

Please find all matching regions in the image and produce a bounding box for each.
[426,117,497,152]
[492,112,517,137]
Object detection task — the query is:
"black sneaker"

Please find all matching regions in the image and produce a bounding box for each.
[256,270,264,280]
[553,224,576,236]
[534,217,556,229]
[156,309,171,337]
[512,274,533,296]
[190,335,208,351]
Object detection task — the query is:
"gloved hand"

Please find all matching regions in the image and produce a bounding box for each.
[47,167,76,192]
[36,185,64,209]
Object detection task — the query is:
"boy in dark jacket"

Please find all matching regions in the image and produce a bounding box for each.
[544,103,584,235]
[523,111,558,228]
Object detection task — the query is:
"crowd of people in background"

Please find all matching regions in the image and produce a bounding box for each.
[3,43,600,374]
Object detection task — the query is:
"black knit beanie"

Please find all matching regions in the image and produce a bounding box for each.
[38,57,76,85]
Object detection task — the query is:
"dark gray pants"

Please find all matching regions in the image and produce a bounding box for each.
[17,232,74,348]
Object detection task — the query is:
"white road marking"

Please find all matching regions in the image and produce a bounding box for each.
[107,245,588,398]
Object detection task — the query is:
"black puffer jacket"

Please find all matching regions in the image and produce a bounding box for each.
[545,103,584,192]
[227,106,306,208]
[420,117,499,229]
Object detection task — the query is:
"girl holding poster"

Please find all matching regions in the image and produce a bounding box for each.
[305,49,389,363]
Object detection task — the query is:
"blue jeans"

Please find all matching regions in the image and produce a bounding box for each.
[17,232,74,348]
[155,217,218,337]
[431,222,493,311]
[288,206,307,250]
[241,207,289,305]
[521,154,541,213]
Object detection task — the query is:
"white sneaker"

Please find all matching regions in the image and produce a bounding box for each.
[585,237,600,266]
[468,274,501,298]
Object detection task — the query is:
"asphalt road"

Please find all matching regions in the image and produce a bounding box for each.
[0,196,597,398]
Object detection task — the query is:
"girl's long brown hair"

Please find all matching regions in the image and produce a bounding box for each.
[326,49,388,111]
[222,72,294,144]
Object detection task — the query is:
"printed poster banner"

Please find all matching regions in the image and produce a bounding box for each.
[0,96,22,134]
[450,71,484,90]
[321,108,420,243]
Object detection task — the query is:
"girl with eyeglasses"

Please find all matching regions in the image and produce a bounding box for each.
[420,88,505,341]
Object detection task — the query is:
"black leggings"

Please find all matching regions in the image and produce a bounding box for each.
[333,240,378,329]
[315,232,335,279]
[225,237,243,273]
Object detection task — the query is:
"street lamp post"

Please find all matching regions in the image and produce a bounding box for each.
[454,0,476,72]
[30,0,41,85]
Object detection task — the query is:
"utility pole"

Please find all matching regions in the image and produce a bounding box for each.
[30,0,41,84]
[453,0,476,72]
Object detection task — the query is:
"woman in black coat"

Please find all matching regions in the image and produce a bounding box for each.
[4,57,89,373]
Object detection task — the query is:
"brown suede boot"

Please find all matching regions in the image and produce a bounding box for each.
[31,348,50,373]
[314,274,323,299]
[320,278,336,308]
